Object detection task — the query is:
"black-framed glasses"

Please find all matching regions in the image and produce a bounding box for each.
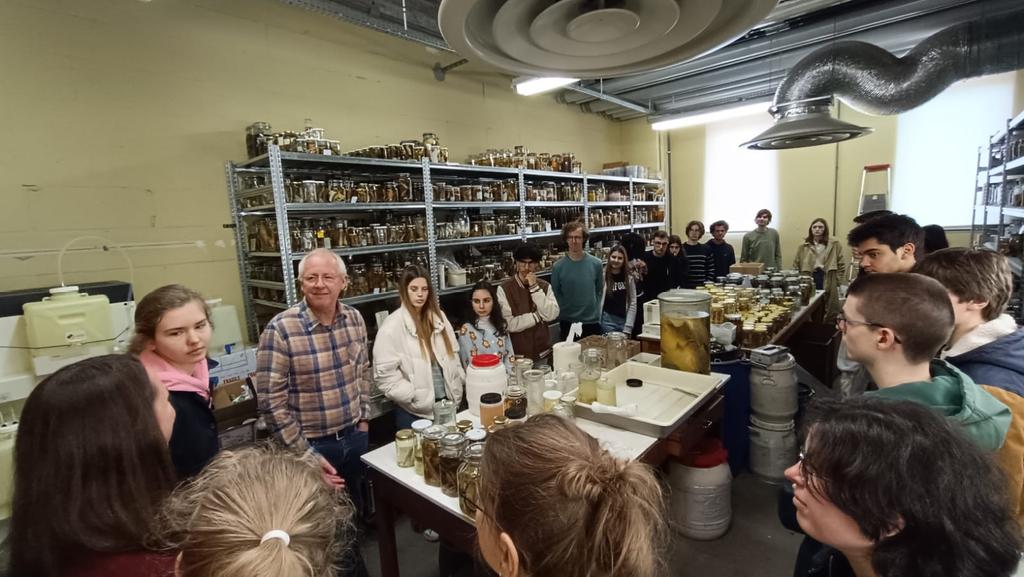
[835,312,902,343]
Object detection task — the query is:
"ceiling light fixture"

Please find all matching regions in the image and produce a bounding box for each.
[650,101,771,131]
[513,77,580,96]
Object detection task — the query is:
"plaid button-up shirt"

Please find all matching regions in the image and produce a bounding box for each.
[256,300,371,451]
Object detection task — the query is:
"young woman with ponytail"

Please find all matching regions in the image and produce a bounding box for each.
[475,414,670,577]
[160,446,354,577]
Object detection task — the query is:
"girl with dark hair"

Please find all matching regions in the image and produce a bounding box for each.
[793,218,845,321]
[475,414,670,577]
[786,396,1022,577]
[600,245,637,334]
[457,280,514,370]
[374,265,465,430]
[131,284,219,478]
[8,354,178,577]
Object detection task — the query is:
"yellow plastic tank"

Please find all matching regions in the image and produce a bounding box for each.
[22,286,112,356]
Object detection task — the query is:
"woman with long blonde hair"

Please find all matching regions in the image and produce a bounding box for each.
[160,446,354,577]
[373,264,465,429]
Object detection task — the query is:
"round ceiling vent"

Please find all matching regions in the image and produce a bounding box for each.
[438,0,779,79]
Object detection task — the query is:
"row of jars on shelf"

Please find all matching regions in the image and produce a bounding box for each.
[984,181,1024,207]
[991,130,1024,167]
[249,216,429,253]
[466,146,581,173]
[250,252,431,299]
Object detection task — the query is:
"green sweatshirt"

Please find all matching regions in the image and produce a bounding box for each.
[868,360,1011,451]
[551,253,604,324]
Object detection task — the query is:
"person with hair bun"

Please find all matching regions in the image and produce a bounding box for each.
[475,414,669,577]
[160,446,354,577]
[131,283,219,479]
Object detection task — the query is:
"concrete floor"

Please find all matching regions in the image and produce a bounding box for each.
[360,472,803,577]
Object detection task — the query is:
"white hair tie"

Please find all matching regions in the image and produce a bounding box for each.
[260,530,291,546]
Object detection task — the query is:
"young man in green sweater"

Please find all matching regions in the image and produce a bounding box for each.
[551,221,604,340]
[841,272,1010,450]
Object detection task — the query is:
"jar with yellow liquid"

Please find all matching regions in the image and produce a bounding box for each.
[659,289,711,374]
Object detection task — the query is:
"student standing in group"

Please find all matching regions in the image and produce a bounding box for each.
[640,230,686,304]
[681,220,714,288]
[551,222,604,339]
[132,284,219,479]
[600,245,637,334]
[741,208,782,269]
[497,244,559,362]
[458,280,515,370]
[793,218,845,322]
[706,220,736,278]
[667,234,683,258]
[474,415,669,577]
[8,355,178,577]
[374,265,465,431]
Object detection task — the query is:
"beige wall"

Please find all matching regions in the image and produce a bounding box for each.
[0,0,651,331]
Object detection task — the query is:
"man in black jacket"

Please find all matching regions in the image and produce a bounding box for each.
[640,230,687,304]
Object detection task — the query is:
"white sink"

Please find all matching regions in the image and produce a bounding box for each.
[574,361,728,438]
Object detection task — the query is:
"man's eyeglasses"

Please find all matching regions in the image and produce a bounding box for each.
[835,312,901,343]
[302,274,340,284]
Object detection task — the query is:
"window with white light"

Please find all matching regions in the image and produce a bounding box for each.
[892,72,1015,227]
[703,114,780,231]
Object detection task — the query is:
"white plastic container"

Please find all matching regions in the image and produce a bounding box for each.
[750,354,798,423]
[670,441,732,540]
[465,354,507,417]
[552,341,581,375]
[22,286,112,354]
[749,416,797,481]
[205,298,243,355]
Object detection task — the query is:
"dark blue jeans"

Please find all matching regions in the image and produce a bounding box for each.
[394,406,421,431]
[309,426,369,519]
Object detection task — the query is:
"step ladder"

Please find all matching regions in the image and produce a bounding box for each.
[858,163,891,215]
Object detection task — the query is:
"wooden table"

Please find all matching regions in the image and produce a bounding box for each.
[363,412,688,577]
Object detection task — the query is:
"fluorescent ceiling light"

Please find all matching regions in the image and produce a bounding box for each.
[651,101,771,131]
[513,77,579,96]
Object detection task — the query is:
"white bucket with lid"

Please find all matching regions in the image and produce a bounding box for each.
[749,416,797,481]
[670,439,732,540]
[465,354,507,416]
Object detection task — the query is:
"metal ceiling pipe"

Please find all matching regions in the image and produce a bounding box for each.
[745,5,1024,149]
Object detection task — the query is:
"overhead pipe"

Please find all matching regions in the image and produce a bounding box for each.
[744,6,1024,149]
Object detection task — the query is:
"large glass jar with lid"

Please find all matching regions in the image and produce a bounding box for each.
[521,369,546,416]
[439,432,467,497]
[605,331,628,369]
[659,289,711,374]
[420,425,448,487]
[458,442,485,516]
[577,348,603,404]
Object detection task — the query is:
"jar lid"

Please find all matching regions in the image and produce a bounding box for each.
[543,389,563,400]
[466,429,487,443]
[658,289,711,304]
[422,425,448,439]
[395,429,415,441]
[561,394,577,403]
[493,416,509,426]
[440,432,466,446]
[411,419,433,432]
[751,416,795,431]
[464,442,486,459]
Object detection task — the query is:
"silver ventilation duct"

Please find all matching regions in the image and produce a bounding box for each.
[744,7,1024,150]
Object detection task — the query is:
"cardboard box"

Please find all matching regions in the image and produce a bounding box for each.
[209,346,257,386]
[213,379,258,430]
[730,262,765,275]
[218,420,257,450]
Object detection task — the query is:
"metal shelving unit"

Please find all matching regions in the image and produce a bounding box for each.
[971,111,1024,323]
[226,145,665,340]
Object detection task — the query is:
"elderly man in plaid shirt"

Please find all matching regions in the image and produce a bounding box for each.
[256,248,372,518]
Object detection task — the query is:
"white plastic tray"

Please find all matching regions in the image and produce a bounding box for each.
[574,361,728,438]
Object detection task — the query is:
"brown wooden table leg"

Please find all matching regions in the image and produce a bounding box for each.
[371,469,402,577]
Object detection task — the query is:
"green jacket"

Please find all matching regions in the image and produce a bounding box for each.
[868,360,1011,451]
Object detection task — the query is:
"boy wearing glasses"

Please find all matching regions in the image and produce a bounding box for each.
[551,222,604,339]
[640,230,687,303]
[841,272,1009,450]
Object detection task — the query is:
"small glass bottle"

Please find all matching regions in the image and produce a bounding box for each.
[578,348,603,404]
[439,432,467,497]
[421,425,448,487]
[504,384,527,415]
[434,399,457,431]
[466,428,487,445]
[521,369,546,416]
[395,429,416,468]
[596,377,617,407]
[479,392,504,429]
[552,394,576,420]
[458,442,485,516]
[411,419,432,476]
[488,416,509,434]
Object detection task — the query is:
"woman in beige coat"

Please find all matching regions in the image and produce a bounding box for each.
[793,218,845,322]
